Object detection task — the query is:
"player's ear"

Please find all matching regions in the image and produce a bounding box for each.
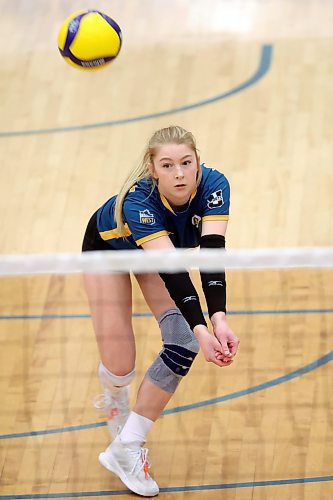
[149,161,159,180]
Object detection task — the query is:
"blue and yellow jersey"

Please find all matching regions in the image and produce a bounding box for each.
[97,164,230,250]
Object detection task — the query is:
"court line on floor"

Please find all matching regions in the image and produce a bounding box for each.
[0,45,272,138]
[1,349,332,440]
[1,307,333,320]
[0,475,332,499]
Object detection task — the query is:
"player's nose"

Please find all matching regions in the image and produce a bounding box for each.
[175,165,184,178]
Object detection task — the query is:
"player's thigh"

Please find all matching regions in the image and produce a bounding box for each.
[84,271,133,334]
[135,272,175,319]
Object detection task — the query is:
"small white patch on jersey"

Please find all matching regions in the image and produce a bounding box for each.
[207,190,224,209]
[139,209,155,225]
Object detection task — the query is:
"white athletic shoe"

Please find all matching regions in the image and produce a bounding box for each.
[99,436,159,497]
[94,386,130,438]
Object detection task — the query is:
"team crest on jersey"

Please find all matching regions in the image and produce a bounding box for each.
[191,214,202,228]
[207,190,224,209]
[139,209,155,225]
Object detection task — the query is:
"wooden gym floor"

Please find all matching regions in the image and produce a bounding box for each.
[0,0,332,498]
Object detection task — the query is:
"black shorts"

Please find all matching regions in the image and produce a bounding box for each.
[82,211,113,252]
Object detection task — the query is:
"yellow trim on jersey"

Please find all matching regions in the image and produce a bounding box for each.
[159,194,176,214]
[99,224,132,240]
[189,188,197,203]
[202,215,229,221]
[136,230,171,246]
[159,188,198,215]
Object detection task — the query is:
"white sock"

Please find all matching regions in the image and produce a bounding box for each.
[119,411,154,444]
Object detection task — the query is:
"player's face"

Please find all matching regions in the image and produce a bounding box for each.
[151,143,198,208]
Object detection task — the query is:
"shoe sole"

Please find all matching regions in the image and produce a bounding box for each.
[99,452,159,497]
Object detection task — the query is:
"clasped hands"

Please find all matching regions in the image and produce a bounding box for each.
[193,311,240,367]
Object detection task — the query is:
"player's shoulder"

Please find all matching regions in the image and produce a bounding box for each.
[123,179,161,212]
[124,178,154,202]
[200,163,229,188]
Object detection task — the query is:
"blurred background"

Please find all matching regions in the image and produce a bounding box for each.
[0,0,332,255]
[0,1,332,498]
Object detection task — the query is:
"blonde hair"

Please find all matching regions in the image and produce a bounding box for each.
[114,125,201,236]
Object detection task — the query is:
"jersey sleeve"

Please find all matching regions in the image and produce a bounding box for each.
[123,190,170,246]
[201,170,230,222]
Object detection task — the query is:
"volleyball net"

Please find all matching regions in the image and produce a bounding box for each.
[1,247,332,441]
[1,246,333,275]
[1,246,333,339]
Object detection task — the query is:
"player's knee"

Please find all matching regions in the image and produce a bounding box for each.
[159,307,200,376]
[147,308,199,393]
[98,362,135,388]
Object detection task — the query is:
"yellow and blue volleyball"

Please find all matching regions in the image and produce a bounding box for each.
[58,10,122,70]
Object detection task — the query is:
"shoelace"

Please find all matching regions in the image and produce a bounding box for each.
[129,447,151,479]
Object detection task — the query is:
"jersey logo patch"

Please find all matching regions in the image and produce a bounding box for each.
[139,209,155,225]
[191,214,202,228]
[207,190,224,209]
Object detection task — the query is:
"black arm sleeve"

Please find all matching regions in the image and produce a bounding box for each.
[159,272,207,330]
[200,234,227,317]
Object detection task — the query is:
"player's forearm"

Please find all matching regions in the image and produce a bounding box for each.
[159,272,207,330]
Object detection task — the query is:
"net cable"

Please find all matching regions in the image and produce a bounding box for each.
[0,247,332,275]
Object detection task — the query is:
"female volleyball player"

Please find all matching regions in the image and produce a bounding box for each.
[82,125,239,497]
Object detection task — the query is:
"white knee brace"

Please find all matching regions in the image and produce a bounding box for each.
[98,362,135,389]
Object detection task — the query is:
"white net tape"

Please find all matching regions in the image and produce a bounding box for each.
[0,247,333,275]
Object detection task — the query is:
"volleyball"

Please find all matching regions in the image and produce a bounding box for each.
[58,10,122,70]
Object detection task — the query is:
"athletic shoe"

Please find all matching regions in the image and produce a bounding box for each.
[99,436,159,497]
[94,386,130,438]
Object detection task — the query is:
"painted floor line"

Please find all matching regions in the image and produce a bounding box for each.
[0,45,272,138]
[0,475,332,499]
[1,307,332,320]
[1,349,332,441]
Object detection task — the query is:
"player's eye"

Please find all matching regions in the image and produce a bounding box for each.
[162,163,172,169]
[183,160,191,166]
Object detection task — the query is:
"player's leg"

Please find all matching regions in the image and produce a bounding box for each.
[131,272,177,420]
[122,272,199,431]
[99,273,198,497]
[82,211,136,437]
[84,271,136,438]
[93,271,162,496]
[82,215,159,496]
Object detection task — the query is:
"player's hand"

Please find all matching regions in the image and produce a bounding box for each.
[211,312,240,363]
[193,324,233,367]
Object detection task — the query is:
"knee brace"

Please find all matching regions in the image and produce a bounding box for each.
[98,362,136,389]
[147,308,200,393]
